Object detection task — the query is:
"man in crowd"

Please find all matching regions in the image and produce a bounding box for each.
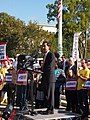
[59,55,69,94]
[77,59,90,118]
[68,57,77,75]
[0,60,13,104]
[60,55,69,76]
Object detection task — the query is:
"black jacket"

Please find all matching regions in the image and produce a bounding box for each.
[42,51,55,83]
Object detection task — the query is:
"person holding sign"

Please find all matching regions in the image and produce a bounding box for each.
[0,60,11,104]
[65,69,78,112]
[77,59,90,118]
[54,61,66,109]
[16,69,28,111]
[0,72,4,102]
[0,61,16,105]
[0,60,10,77]
[5,67,16,105]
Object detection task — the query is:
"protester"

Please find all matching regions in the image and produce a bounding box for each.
[60,55,69,76]
[54,61,66,109]
[65,69,78,112]
[68,57,77,75]
[54,52,61,65]
[16,55,28,111]
[77,59,90,118]
[0,60,10,77]
[41,40,55,114]
[12,54,20,71]
[0,71,4,102]
[0,60,12,104]
[6,67,16,105]
[59,55,69,94]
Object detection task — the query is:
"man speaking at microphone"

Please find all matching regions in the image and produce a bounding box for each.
[41,41,55,114]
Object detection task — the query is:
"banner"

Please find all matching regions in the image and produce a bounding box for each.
[83,79,90,89]
[66,79,77,90]
[0,42,7,61]
[72,32,81,61]
[5,73,12,82]
[17,70,28,84]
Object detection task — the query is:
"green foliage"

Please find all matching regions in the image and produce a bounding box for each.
[46,0,90,58]
[1,0,90,58]
[0,12,55,57]
[87,39,90,58]
[0,12,26,56]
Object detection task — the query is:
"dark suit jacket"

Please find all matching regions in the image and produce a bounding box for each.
[42,51,55,84]
[60,60,69,75]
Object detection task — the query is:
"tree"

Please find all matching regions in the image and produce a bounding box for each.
[46,0,90,58]
[0,12,26,56]
[87,39,90,58]
[0,12,55,57]
[22,21,55,55]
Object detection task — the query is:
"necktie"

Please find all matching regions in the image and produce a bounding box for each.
[42,55,46,69]
[63,61,65,71]
[43,55,46,65]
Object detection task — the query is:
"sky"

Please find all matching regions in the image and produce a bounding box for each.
[0,0,56,24]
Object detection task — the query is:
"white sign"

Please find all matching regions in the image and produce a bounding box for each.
[5,73,12,82]
[66,81,77,88]
[72,32,81,61]
[17,73,27,82]
[84,80,90,88]
[0,42,7,61]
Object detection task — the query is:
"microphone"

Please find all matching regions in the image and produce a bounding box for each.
[33,50,42,59]
[38,50,42,55]
[23,51,42,69]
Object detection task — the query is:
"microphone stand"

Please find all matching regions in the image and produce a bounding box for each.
[22,55,42,116]
[27,68,37,115]
[26,67,43,116]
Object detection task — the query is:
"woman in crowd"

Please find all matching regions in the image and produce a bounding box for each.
[54,61,66,109]
[65,69,78,112]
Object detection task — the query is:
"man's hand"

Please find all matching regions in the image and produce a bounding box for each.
[77,70,80,77]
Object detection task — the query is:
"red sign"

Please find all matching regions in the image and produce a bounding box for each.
[17,70,28,85]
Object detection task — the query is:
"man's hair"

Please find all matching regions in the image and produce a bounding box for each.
[81,59,88,64]
[61,54,66,59]
[42,40,51,47]
[54,52,60,59]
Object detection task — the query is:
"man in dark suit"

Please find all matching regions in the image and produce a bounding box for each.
[60,55,69,76]
[41,41,55,114]
[59,55,69,94]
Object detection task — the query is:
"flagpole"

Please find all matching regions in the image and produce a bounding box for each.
[58,0,63,57]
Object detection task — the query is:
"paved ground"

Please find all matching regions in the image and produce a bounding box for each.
[0,94,90,120]
[0,103,83,120]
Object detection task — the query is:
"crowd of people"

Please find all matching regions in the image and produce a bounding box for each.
[55,55,90,119]
[0,41,90,119]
